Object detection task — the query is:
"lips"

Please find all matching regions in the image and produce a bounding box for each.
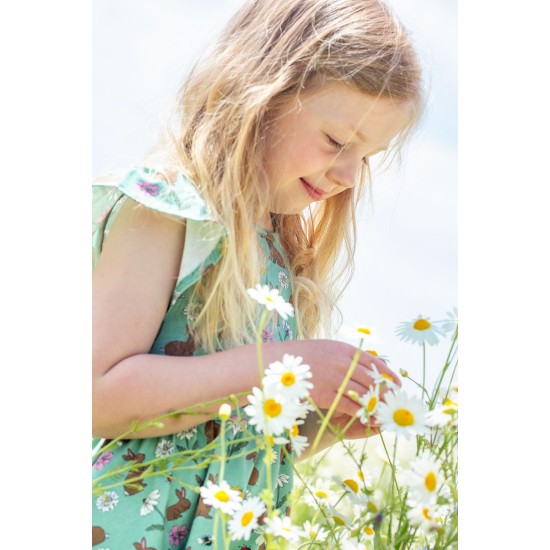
[301,178,326,201]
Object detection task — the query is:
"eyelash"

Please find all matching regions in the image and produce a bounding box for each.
[326,134,369,165]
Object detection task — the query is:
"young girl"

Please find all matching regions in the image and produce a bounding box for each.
[92,0,424,548]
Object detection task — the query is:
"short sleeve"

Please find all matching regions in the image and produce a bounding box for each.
[92,166,225,289]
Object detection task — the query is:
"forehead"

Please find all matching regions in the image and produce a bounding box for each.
[291,80,414,149]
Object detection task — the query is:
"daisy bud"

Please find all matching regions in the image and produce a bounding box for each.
[153,421,165,429]
[399,369,409,378]
[218,403,232,421]
[347,390,360,402]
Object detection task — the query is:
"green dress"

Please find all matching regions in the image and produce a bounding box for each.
[92,166,297,550]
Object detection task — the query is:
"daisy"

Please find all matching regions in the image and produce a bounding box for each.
[247,284,294,320]
[440,306,458,334]
[244,386,308,436]
[368,362,400,391]
[360,525,376,543]
[303,478,335,509]
[376,391,430,439]
[356,386,382,425]
[263,515,303,543]
[336,324,381,347]
[140,489,161,516]
[332,474,368,505]
[395,315,445,346]
[301,520,329,543]
[406,500,443,533]
[227,496,266,541]
[403,452,444,503]
[262,354,313,399]
[155,439,173,457]
[289,423,309,457]
[339,537,368,550]
[96,490,119,512]
[199,480,242,515]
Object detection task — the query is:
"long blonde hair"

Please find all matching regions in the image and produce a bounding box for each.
[149,0,425,352]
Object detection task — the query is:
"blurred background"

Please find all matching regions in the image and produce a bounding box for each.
[93,0,457,395]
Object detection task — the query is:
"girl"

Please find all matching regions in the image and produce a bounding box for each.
[92,0,424,548]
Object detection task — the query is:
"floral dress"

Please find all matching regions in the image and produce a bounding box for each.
[92,166,297,550]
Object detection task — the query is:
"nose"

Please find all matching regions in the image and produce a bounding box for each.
[326,155,361,189]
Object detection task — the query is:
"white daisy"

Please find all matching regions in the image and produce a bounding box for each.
[155,439,174,457]
[440,306,458,334]
[244,386,308,436]
[332,475,367,505]
[96,490,119,512]
[263,515,303,543]
[278,271,290,288]
[199,480,242,515]
[247,284,294,320]
[406,500,443,532]
[140,489,161,516]
[368,362,400,391]
[303,478,335,508]
[403,452,444,503]
[263,354,313,399]
[276,473,291,488]
[227,496,266,541]
[289,423,309,457]
[376,391,430,439]
[340,537,368,550]
[395,315,445,346]
[361,525,376,543]
[336,324,382,348]
[356,385,382,425]
[301,520,329,543]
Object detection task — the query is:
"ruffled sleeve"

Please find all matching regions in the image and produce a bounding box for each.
[92,166,225,289]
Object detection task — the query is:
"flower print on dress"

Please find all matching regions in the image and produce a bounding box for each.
[282,319,293,340]
[168,524,189,547]
[276,473,291,487]
[93,450,114,470]
[176,426,198,440]
[155,439,174,457]
[136,180,161,196]
[278,271,290,288]
[96,490,120,512]
[262,326,276,343]
[140,489,161,516]
[183,301,202,324]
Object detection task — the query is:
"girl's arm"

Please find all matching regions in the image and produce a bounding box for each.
[93,198,400,440]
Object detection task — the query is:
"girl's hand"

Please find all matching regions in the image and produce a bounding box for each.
[262,339,401,419]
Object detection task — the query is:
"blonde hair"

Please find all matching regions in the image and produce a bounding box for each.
[148,0,425,352]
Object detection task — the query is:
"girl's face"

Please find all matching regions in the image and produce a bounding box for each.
[263,80,413,217]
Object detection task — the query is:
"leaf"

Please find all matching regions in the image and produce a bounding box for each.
[145,524,165,532]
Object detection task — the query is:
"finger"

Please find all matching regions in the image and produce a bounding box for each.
[358,352,402,388]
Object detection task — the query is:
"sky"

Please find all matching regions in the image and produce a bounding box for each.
[93,0,458,395]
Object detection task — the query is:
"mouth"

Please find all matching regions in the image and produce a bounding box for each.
[301,178,326,201]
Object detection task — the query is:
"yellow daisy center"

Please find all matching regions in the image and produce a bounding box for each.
[367,501,378,513]
[266,435,275,446]
[291,424,299,438]
[315,490,328,499]
[264,399,282,418]
[381,373,393,382]
[413,318,431,331]
[366,349,378,356]
[265,297,273,303]
[393,408,414,426]
[367,396,378,412]
[422,507,433,521]
[357,327,371,335]
[425,471,437,492]
[365,527,375,536]
[214,490,230,502]
[344,479,359,493]
[281,372,296,386]
[357,471,365,481]
[333,516,345,526]
[241,511,254,527]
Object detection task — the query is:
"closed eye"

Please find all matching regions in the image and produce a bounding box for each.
[326,134,345,150]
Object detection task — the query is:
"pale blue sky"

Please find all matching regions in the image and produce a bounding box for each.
[93,0,457,394]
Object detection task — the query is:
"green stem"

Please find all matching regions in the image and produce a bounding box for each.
[310,345,363,455]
